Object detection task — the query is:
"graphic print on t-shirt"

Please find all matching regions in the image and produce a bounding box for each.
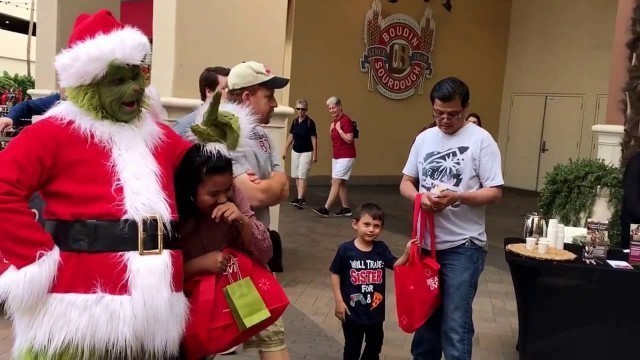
[419,146,469,192]
[349,259,385,310]
[330,240,397,324]
[248,129,271,154]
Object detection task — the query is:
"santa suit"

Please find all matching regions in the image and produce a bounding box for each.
[0,10,191,359]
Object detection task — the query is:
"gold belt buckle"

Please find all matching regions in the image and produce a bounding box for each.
[138,215,164,255]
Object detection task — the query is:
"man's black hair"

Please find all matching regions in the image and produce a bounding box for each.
[198,66,231,101]
[429,77,470,108]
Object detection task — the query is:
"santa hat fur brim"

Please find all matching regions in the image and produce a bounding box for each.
[55,26,151,88]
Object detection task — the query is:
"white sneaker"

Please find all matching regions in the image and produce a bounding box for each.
[217,346,238,355]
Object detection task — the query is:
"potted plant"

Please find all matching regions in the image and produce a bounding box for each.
[538,158,623,246]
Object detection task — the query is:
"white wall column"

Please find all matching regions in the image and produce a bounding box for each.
[592,124,625,165]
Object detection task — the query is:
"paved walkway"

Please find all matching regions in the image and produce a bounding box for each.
[0,186,537,359]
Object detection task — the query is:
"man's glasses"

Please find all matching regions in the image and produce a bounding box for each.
[296,108,307,111]
[432,111,464,120]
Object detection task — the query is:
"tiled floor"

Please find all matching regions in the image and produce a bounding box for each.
[0,186,538,359]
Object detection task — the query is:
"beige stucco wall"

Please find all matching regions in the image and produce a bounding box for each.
[34,0,119,89]
[497,0,617,162]
[605,0,636,126]
[0,32,36,76]
[151,0,289,104]
[0,1,37,76]
[287,0,512,179]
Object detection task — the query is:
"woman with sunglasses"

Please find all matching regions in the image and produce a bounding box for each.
[283,99,317,208]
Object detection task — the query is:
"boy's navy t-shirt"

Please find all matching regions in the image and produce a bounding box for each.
[329,239,398,324]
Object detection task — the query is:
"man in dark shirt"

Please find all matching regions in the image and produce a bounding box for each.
[0,92,62,131]
[173,66,230,137]
[283,99,317,208]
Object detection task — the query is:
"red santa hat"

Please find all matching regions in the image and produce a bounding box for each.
[54,9,151,88]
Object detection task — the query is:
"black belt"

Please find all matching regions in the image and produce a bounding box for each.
[45,218,180,254]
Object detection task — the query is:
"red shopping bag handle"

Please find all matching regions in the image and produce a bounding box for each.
[413,194,437,261]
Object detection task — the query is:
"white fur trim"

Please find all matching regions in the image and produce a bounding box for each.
[0,247,60,314]
[55,27,151,88]
[44,102,172,226]
[203,142,230,157]
[12,252,188,357]
[145,86,168,122]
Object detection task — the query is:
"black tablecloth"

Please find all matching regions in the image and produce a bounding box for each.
[504,237,640,360]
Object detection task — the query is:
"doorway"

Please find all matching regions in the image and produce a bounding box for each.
[504,94,584,191]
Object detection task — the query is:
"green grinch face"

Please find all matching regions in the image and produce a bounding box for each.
[96,63,146,123]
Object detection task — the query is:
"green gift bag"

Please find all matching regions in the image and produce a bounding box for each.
[224,276,271,331]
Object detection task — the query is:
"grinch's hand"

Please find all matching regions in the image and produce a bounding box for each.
[190,91,241,150]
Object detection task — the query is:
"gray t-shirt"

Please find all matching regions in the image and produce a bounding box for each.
[230,125,283,228]
[402,124,504,250]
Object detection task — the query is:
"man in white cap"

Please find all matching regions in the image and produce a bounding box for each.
[219,61,290,359]
[224,61,290,228]
[0,9,190,359]
[224,61,289,270]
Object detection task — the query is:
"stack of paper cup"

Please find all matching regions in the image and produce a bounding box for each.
[526,237,537,250]
[547,219,558,248]
[538,239,549,254]
[556,224,565,250]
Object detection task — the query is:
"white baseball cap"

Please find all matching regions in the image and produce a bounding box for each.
[227,61,290,91]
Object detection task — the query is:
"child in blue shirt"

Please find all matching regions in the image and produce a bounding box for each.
[330,203,416,360]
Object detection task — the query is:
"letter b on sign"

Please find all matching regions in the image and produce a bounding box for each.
[389,42,410,75]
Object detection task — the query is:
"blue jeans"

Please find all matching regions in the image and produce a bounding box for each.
[411,239,487,360]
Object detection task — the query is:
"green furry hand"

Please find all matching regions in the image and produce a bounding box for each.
[190,91,241,150]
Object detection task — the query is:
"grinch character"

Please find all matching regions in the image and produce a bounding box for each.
[0,10,191,359]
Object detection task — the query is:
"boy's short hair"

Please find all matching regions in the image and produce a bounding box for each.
[353,203,385,226]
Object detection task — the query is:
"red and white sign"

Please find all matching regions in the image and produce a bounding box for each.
[360,0,436,100]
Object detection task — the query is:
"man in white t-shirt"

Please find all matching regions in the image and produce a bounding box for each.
[400,77,504,360]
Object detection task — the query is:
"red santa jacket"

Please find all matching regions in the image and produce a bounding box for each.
[0,99,191,357]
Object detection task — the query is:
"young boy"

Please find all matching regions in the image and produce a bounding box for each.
[329,203,416,360]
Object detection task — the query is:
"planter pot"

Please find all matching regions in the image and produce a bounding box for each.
[580,187,612,225]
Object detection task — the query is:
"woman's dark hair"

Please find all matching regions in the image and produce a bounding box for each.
[353,203,385,226]
[429,77,470,108]
[198,66,231,101]
[466,113,482,127]
[175,144,233,219]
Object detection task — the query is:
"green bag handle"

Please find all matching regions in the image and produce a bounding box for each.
[225,257,242,283]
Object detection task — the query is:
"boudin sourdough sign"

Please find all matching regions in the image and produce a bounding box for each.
[360,0,436,100]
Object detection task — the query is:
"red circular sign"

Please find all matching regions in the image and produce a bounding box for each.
[372,22,425,95]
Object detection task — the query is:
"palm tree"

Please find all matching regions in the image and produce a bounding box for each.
[25,0,35,78]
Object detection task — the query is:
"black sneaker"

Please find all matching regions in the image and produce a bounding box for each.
[334,207,353,217]
[288,198,299,206]
[313,207,330,217]
[293,199,304,209]
[298,198,306,206]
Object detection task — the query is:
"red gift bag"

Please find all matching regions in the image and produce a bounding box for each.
[182,248,289,360]
[394,193,441,333]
